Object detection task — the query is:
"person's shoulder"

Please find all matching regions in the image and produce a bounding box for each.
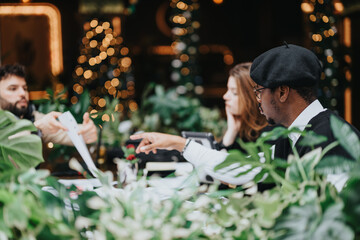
[309,109,360,136]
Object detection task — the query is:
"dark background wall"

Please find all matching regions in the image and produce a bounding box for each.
[1,0,359,129]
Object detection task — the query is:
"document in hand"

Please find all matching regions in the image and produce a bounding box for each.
[58,111,98,177]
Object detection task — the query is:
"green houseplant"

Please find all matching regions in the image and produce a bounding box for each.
[1,112,359,239]
[0,110,43,170]
[131,84,227,138]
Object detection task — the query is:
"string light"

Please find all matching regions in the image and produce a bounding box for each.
[302,0,349,113]
[72,18,137,122]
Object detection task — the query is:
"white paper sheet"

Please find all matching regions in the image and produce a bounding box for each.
[58,111,98,176]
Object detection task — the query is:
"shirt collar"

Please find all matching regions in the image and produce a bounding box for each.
[288,99,326,146]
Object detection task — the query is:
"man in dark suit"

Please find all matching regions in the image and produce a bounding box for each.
[250,43,360,161]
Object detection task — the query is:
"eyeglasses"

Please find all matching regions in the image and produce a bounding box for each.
[253,86,267,99]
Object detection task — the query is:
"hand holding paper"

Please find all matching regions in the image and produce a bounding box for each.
[58,111,98,176]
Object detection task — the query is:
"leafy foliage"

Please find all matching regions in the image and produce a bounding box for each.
[131,84,226,138]
[0,110,43,170]
[1,107,360,239]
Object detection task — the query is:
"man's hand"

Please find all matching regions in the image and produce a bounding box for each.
[34,111,67,134]
[129,132,186,154]
[78,112,98,144]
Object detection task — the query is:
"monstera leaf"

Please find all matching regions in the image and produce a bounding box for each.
[0,110,44,170]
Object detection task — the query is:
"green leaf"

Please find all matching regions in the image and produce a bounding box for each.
[254,191,284,228]
[312,203,354,240]
[340,178,360,231]
[3,195,29,230]
[285,148,322,183]
[330,115,360,160]
[315,155,357,175]
[214,150,248,171]
[298,131,328,147]
[0,110,44,170]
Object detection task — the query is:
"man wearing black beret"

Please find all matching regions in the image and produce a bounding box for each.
[250,43,360,174]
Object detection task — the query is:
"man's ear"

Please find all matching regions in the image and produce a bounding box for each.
[278,85,290,102]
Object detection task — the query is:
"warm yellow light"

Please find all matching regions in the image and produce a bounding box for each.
[312,34,323,42]
[90,109,98,118]
[176,2,188,10]
[192,21,200,29]
[129,100,138,112]
[344,55,351,64]
[104,81,112,89]
[111,78,120,87]
[318,0,324,4]
[181,67,190,76]
[112,17,121,35]
[89,40,97,48]
[121,57,132,67]
[115,104,124,112]
[345,70,352,81]
[75,85,83,94]
[95,26,103,34]
[0,3,63,75]
[98,98,106,108]
[309,14,316,22]
[301,2,314,13]
[84,70,93,79]
[343,17,351,47]
[107,48,115,56]
[102,38,110,47]
[75,67,84,76]
[322,15,329,23]
[213,0,223,4]
[78,55,87,64]
[70,96,78,104]
[102,21,110,29]
[102,114,110,122]
[90,19,98,28]
[328,29,335,36]
[334,2,344,13]
[82,37,89,45]
[345,87,352,123]
[113,68,121,77]
[116,37,123,44]
[89,57,96,66]
[180,54,189,62]
[86,31,94,39]
[224,54,234,65]
[105,33,114,40]
[327,56,333,63]
[108,87,117,95]
[121,90,128,99]
[99,51,107,60]
[47,142,54,148]
[120,47,129,55]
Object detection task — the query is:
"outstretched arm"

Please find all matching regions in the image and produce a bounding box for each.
[129,132,186,154]
[34,111,67,134]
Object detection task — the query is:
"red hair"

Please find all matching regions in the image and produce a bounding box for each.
[229,62,267,141]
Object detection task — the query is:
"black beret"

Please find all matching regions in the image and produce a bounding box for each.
[250,44,322,88]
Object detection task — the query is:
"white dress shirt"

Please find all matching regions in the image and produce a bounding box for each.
[183,140,261,185]
[287,100,326,147]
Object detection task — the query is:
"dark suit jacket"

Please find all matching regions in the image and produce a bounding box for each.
[275,110,360,161]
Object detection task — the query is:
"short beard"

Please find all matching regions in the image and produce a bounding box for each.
[267,118,276,125]
[0,96,29,118]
